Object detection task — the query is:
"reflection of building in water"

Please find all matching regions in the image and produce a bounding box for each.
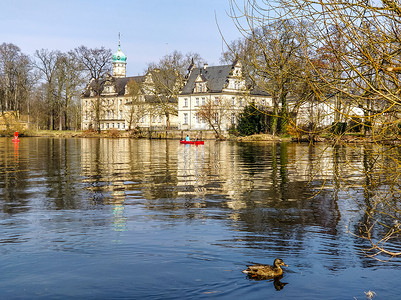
[176,141,368,232]
[81,138,373,235]
[81,138,183,221]
[177,142,264,210]
[177,144,207,198]
[81,138,132,230]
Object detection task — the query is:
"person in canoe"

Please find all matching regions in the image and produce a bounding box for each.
[185,135,190,141]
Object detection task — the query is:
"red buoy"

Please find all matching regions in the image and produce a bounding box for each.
[12,131,20,143]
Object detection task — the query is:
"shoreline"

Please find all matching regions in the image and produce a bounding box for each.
[2,130,401,144]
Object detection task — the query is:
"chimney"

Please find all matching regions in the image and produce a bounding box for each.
[203,63,208,69]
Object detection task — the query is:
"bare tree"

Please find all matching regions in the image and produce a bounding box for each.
[147,51,205,129]
[126,79,144,130]
[73,46,112,132]
[225,3,310,134]
[227,0,401,258]
[197,97,232,139]
[56,52,85,130]
[0,43,32,117]
[33,49,61,129]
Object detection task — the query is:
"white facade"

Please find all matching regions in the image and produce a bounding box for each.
[178,61,272,132]
[294,99,364,129]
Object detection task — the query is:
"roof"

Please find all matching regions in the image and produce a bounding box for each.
[82,75,145,97]
[112,45,127,63]
[181,65,232,94]
[181,63,270,96]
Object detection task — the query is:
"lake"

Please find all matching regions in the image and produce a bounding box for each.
[0,137,400,299]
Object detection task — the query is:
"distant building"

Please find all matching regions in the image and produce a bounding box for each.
[81,41,177,131]
[178,60,272,132]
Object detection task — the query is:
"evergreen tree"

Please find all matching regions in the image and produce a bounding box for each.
[236,104,267,136]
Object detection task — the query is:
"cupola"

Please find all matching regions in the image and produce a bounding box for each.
[112,34,127,78]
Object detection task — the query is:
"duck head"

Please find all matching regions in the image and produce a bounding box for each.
[274,258,288,267]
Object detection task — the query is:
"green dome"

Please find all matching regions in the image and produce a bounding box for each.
[113,46,127,63]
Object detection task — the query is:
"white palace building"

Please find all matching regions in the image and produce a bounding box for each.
[81,43,273,133]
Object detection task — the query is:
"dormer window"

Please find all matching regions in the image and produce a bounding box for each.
[195,73,207,93]
[196,82,206,93]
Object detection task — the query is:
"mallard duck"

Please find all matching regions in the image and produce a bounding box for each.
[242,258,288,278]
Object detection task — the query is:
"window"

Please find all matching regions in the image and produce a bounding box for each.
[183,113,188,124]
[231,113,236,124]
[197,83,205,92]
[120,110,123,119]
[184,98,188,107]
[117,123,120,129]
[202,97,205,105]
[239,98,243,107]
[195,98,199,107]
[215,97,219,105]
[195,113,200,124]
[214,112,219,124]
[158,115,162,123]
[232,97,235,105]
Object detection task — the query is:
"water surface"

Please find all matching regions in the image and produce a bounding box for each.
[0,137,399,299]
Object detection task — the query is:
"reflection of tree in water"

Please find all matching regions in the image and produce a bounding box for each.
[0,139,30,214]
[0,138,86,214]
[331,144,401,260]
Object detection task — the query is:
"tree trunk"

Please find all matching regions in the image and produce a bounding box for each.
[280,92,288,134]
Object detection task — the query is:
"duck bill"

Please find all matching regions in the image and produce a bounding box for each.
[283,264,288,267]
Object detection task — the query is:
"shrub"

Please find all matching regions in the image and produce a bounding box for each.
[107,129,120,138]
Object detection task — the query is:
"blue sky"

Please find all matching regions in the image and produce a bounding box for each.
[1,0,241,75]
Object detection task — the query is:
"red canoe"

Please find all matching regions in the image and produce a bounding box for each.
[180,140,204,145]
